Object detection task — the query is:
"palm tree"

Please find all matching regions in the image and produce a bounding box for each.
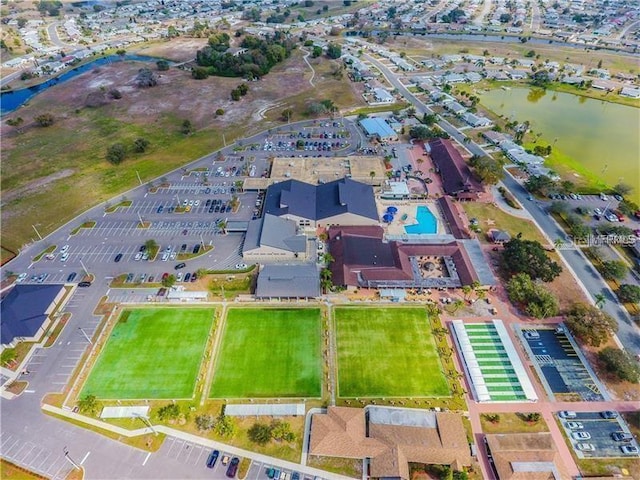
[554,238,564,250]
[594,293,606,309]
[369,171,376,181]
[321,252,334,265]
[461,285,472,301]
[320,268,333,293]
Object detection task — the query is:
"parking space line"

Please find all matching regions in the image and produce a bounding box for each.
[1,434,14,449]
[34,451,51,469]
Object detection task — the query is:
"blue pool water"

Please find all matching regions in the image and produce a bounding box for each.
[404,206,437,234]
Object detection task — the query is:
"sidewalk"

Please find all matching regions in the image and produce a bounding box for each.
[42,404,353,480]
[490,183,534,220]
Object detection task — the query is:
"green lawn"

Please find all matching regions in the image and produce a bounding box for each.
[82,308,214,399]
[335,307,449,397]
[210,308,322,398]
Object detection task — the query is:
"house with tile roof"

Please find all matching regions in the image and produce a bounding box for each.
[484,433,570,480]
[428,139,483,199]
[309,406,471,480]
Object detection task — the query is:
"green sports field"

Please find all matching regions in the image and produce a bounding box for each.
[81,308,214,399]
[335,307,449,397]
[210,308,322,398]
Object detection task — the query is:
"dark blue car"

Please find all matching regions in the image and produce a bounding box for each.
[206,450,219,469]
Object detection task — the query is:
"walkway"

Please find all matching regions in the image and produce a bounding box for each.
[299,47,316,87]
[489,182,534,220]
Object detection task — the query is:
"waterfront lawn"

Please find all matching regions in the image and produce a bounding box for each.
[335,307,449,397]
[81,308,214,399]
[210,308,322,398]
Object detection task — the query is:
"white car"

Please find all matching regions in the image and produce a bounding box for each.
[572,431,591,440]
[60,244,70,253]
[162,253,169,262]
[576,443,595,452]
[566,422,584,430]
[194,200,200,207]
[600,193,608,201]
[60,252,69,262]
[176,272,183,282]
[134,252,143,261]
[235,263,248,270]
[16,273,27,283]
[559,411,577,419]
[593,208,603,216]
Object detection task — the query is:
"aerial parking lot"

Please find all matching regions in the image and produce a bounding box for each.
[558,411,640,459]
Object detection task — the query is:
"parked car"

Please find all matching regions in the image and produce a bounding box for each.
[190,272,198,282]
[601,411,619,419]
[559,411,577,419]
[16,273,27,283]
[221,455,230,466]
[566,422,584,430]
[114,253,123,262]
[621,445,639,455]
[60,244,70,253]
[174,262,186,270]
[184,272,191,282]
[572,431,591,440]
[60,252,69,262]
[66,272,77,282]
[611,432,633,442]
[576,443,595,452]
[235,263,248,270]
[226,457,240,478]
[157,288,167,297]
[206,450,220,469]
[78,281,92,287]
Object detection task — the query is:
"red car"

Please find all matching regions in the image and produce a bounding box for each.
[161,272,169,280]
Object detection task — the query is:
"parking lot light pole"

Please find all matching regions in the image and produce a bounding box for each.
[78,328,93,345]
[137,212,144,226]
[62,446,81,471]
[79,259,89,277]
[32,224,43,241]
[135,170,143,186]
[133,413,158,436]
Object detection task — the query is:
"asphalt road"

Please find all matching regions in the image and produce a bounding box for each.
[365,53,640,356]
[1,118,364,479]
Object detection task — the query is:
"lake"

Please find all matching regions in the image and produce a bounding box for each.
[0,54,164,115]
[479,87,640,204]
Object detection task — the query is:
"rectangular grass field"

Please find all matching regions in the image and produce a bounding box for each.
[210,308,322,398]
[335,307,449,397]
[81,308,214,399]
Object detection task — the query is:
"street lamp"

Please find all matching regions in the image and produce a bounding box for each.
[62,446,81,470]
[133,413,158,436]
[78,328,93,345]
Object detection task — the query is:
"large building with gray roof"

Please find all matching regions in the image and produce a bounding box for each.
[242,214,308,262]
[255,263,321,299]
[263,178,379,229]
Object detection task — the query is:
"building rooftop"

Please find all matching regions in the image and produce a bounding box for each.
[1,284,64,345]
[255,263,320,298]
[263,178,378,223]
[359,117,397,139]
[429,139,482,196]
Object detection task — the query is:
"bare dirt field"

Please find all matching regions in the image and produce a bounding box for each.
[1,41,366,259]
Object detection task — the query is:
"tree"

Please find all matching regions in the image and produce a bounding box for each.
[499,13,512,23]
[522,412,541,423]
[326,43,342,59]
[77,394,100,416]
[600,260,627,281]
[598,347,640,383]
[156,60,170,71]
[525,49,536,58]
[195,414,216,431]
[613,182,632,196]
[35,113,55,127]
[157,403,180,421]
[311,45,322,58]
[106,143,127,164]
[618,284,640,304]
[469,155,503,185]
[501,236,562,282]
[271,420,295,442]
[6,117,24,131]
[215,108,225,116]
[181,119,194,135]
[135,68,158,88]
[214,413,235,438]
[162,274,176,288]
[133,137,150,153]
[281,108,293,122]
[231,89,241,101]
[248,423,272,445]
[409,125,431,140]
[525,175,556,196]
[320,268,333,292]
[144,239,158,253]
[564,302,617,347]
[1,348,17,367]
[191,66,209,79]
[422,113,437,125]
[506,273,558,318]
[594,292,606,309]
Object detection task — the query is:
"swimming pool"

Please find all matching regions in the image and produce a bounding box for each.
[404,206,437,234]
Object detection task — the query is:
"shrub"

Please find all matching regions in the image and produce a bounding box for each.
[35,113,55,127]
[157,403,180,420]
[482,413,500,423]
[133,138,150,153]
[598,347,640,383]
[215,108,225,116]
[565,303,617,347]
[106,143,127,164]
[248,423,272,445]
[618,284,640,304]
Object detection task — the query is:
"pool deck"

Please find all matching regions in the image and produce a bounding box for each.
[378,200,445,236]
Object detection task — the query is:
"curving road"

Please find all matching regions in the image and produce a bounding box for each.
[364,53,640,357]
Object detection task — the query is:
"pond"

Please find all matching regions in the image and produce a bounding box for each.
[1,54,165,115]
[479,87,639,204]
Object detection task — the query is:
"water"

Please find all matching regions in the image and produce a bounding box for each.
[404,206,438,234]
[479,87,640,204]
[1,54,164,115]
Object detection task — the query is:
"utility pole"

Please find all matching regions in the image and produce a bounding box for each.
[78,328,93,345]
[32,225,43,241]
[222,133,227,147]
